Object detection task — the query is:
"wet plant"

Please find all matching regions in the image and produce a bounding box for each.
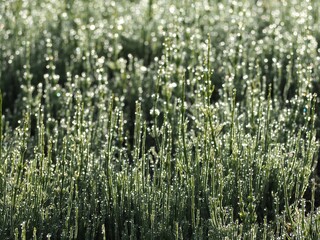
[0,0,320,239]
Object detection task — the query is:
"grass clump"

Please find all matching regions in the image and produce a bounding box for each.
[0,0,320,239]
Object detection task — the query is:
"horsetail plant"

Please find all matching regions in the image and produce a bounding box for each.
[1,0,320,239]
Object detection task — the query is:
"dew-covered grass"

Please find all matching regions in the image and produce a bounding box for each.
[0,0,320,239]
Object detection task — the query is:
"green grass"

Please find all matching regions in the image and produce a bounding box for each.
[0,0,320,239]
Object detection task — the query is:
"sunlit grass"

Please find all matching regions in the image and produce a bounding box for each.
[0,0,320,239]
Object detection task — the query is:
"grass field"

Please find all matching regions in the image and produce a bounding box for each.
[0,0,320,239]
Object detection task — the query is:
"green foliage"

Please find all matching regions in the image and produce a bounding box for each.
[0,0,320,239]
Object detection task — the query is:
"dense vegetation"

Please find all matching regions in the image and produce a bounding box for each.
[0,0,320,239]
